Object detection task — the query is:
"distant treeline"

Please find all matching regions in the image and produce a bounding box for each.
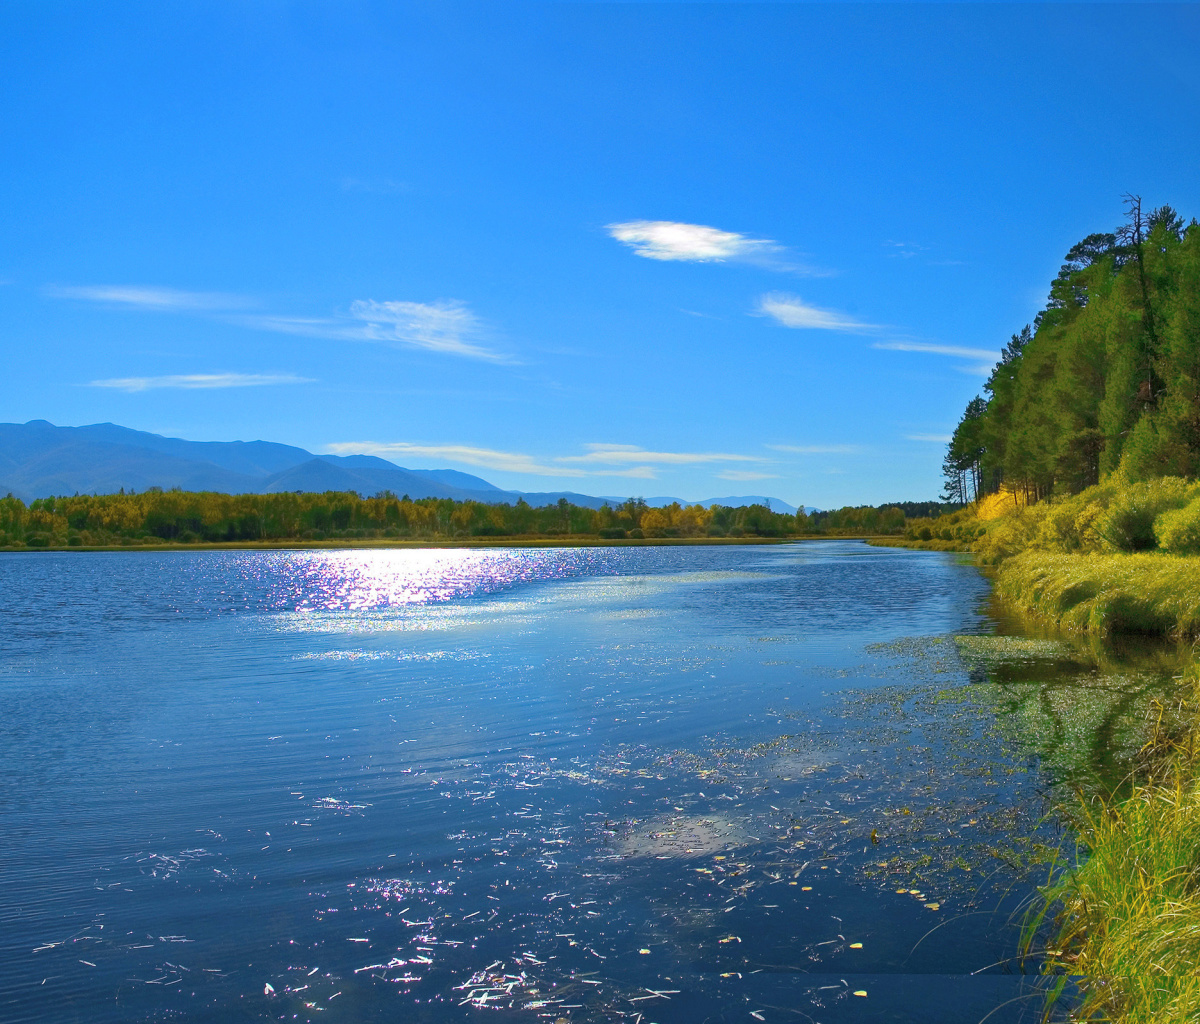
[944,198,1200,504]
[0,489,937,547]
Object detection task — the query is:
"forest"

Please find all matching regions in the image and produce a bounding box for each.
[0,484,936,547]
[0,489,939,548]
[943,197,1200,505]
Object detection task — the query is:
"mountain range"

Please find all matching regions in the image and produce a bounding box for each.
[0,420,802,514]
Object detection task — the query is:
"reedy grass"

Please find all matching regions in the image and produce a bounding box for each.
[1030,766,1200,1020]
[1024,670,1200,1022]
[995,552,1200,639]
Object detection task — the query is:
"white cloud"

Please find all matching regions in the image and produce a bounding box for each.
[243,300,506,362]
[51,283,506,363]
[958,362,997,376]
[906,433,953,443]
[49,284,249,311]
[348,299,502,360]
[873,341,998,360]
[608,220,781,262]
[89,373,312,392]
[327,442,587,477]
[756,293,875,332]
[560,443,764,466]
[717,470,780,481]
[324,440,769,479]
[767,443,860,455]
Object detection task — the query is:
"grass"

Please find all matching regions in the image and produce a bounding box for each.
[1029,761,1200,1021]
[995,552,1200,639]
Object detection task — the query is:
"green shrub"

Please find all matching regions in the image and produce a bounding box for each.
[1096,477,1197,552]
[1155,497,1200,554]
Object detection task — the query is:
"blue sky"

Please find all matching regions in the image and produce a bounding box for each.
[2,2,1198,508]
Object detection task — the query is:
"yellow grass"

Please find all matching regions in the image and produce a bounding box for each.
[995,551,1200,638]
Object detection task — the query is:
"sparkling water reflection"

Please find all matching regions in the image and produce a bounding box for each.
[0,543,1094,1023]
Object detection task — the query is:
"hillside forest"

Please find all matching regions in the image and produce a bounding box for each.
[943,197,1200,505]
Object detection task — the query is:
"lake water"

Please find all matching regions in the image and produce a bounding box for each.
[1,542,1159,1023]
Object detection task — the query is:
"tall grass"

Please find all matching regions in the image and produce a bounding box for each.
[995,552,1200,639]
[1029,692,1200,1024]
[1032,771,1200,1021]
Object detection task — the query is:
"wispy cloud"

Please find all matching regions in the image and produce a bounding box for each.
[325,440,768,479]
[89,373,312,392]
[607,220,820,273]
[883,240,927,259]
[560,443,763,467]
[49,284,250,311]
[348,300,501,360]
[718,470,780,481]
[767,443,860,455]
[51,283,506,363]
[906,433,952,443]
[327,442,587,477]
[756,293,876,332]
[873,341,998,360]
[241,300,507,362]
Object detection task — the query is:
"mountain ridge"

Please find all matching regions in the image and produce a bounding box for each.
[0,420,801,513]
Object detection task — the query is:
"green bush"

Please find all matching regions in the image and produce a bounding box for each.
[1096,477,1197,552]
[1155,497,1200,554]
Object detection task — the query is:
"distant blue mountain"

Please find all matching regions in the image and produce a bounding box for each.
[608,494,806,515]
[0,420,802,512]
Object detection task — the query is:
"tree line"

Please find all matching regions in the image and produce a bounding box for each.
[0,489,927,548]
[944,197,1200,504]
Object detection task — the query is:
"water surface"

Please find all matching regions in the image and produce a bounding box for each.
[0,542,1143,1022]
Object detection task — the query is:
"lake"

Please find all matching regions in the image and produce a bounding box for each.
[1,542,1161,1022]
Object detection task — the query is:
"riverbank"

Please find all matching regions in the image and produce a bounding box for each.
[914,481,1200,1022]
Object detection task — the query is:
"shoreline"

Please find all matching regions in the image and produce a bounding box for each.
[0,534,900,554]
[916,490,1200,1022]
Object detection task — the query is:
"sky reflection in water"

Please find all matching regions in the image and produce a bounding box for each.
[0,542,1138,1023]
